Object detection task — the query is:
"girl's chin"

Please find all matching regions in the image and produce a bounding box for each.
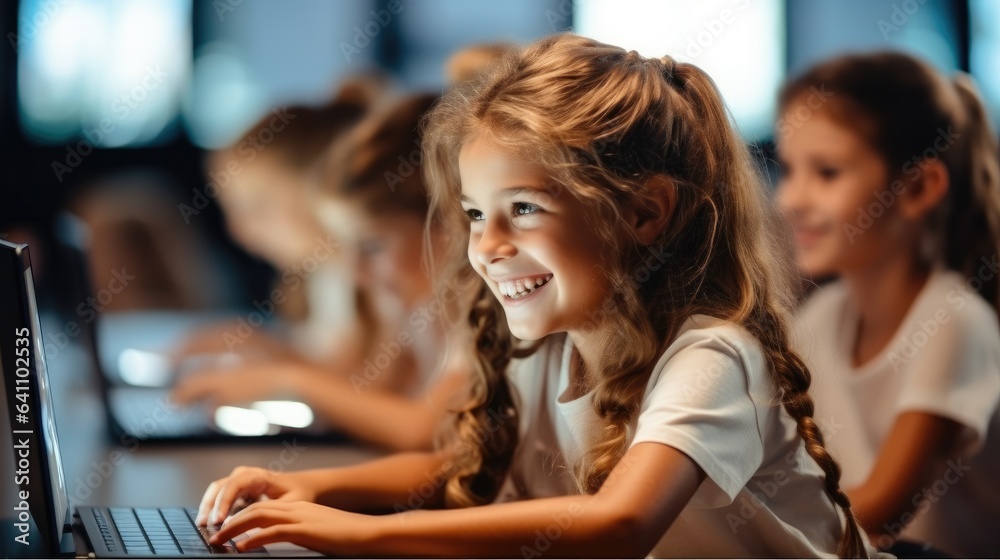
[506,322,552,342]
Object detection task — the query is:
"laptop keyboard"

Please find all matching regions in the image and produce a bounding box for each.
[96,506,266,555]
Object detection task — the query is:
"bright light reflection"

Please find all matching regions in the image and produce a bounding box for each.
[214,406,273,436]
[250,400,315,429]
[574,0,784,139]
[117,348,173,387]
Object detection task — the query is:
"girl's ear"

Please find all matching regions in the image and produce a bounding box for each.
[632,175,676,245]
[899,158,950,221]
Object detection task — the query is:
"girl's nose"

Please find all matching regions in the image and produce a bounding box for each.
[474,220,516,266]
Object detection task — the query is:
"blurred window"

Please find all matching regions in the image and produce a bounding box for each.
[575,0,785,140]
[787,0,960,76]
[184,0,376,149]
[17,0,191,146]
[395,0,560,89]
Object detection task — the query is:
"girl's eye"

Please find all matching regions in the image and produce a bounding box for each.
[513,202,539,216]
[818,167,840,180]
[359,239,385,256]
[465,208,484,222]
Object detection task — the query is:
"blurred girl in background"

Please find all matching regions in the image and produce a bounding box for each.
[173,94,471,452]
[173,85,376,368]
[778,52,1000,557]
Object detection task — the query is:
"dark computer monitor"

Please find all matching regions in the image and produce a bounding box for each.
[0,239,74,557]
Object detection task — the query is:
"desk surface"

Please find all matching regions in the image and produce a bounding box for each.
[49,330,383,509]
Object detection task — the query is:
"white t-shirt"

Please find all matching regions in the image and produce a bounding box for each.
[289,262,358,361]
[496,315,858,558]
[793,268,1000,558]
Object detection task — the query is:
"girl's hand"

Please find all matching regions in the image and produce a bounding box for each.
[196,466,318,526]
[170,364,306,408]
[171,324,299,364]
[209,501,372,555]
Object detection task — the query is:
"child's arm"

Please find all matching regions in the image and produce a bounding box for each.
[845,411,963,545]
[301,370,469,451]
[171,362,468,451]
[210,442,706,557]
[197,451,453,525]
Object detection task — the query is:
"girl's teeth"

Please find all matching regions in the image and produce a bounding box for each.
[499,275,553,299]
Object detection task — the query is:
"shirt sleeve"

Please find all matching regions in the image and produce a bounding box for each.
[893,297,1000,455]
[630,327,768,508]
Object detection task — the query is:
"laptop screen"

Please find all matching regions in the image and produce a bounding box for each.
[0,240,71,555]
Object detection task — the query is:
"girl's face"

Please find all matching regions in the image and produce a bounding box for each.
[219,161,325,269]
[775,103,904,278]
[458,136,614,341]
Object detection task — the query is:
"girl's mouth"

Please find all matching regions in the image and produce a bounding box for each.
[497,274,553,302]
[793,224,832,248]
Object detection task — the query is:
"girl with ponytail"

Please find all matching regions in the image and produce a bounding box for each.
[779,52,1000,557]
[193,34,872,557]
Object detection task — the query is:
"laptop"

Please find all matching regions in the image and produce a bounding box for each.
[54,214,340,443]
[0,239,321,557]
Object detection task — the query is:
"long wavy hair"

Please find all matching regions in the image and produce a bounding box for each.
[780,52,1000,318]
[422,34,867,557]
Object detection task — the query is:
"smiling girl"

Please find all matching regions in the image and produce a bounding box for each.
[777,52,1000,557]
[194,34,872,557]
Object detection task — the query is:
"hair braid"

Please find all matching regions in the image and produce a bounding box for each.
[444,283,521,507]
[748,311,868,558]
